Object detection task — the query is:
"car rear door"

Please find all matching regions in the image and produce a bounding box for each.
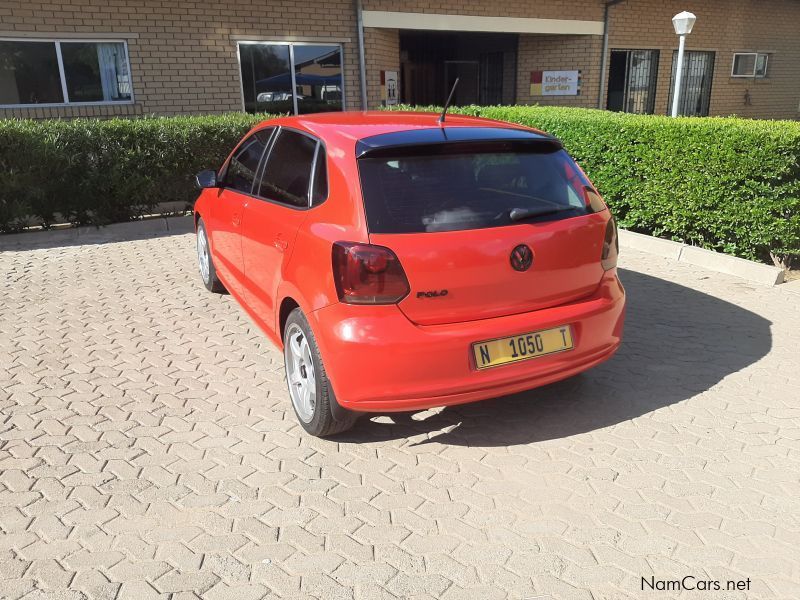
[240,128,323,335]
[358,139,610,326]
[209,129,272,297]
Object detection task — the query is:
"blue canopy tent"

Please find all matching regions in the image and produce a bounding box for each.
[256,72,342,91]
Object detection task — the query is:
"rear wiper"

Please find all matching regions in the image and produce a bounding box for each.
[508,205,578,222]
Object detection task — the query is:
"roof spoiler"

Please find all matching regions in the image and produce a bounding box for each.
[355,127,563,159]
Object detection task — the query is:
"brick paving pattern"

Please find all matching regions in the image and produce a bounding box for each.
[1,228,799,599]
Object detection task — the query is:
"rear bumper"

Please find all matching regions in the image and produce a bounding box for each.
[310,271,625,412]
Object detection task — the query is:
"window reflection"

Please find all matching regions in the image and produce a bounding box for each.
[239,43,293,114]
[239,43,343,115]
[293,45,343,114]
[0,40,132,106]
[61,42,131,102]
[0,41,63,104]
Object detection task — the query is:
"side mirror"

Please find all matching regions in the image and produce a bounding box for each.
[195,169,218,189]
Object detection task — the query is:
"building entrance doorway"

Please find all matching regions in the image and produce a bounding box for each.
[400,31,517,106]
[607,49,659,114]
[444,61,479,104]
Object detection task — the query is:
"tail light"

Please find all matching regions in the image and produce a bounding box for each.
[601,217,619,271]
[332,242,410,304]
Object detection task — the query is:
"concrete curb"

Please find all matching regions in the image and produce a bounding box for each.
[779,278,800,295]
[0,215,194,250]
[619,229,785,287]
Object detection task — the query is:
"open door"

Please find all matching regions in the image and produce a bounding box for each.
[607,49,659,114]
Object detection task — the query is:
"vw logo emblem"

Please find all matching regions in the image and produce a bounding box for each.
[510,244,533,272]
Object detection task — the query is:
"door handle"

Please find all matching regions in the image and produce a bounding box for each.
[232,212,241,227]
[273,235,289,251]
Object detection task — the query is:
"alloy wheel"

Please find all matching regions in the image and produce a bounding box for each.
[197,228,210,284]
[284,323,317,423]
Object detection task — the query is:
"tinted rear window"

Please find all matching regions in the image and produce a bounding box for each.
[358,148,592,234]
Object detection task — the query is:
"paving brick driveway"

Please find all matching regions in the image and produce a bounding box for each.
[1,223,799,600]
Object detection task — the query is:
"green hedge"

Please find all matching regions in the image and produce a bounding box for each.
[391,105,800,267]
[0,114,266,231]
[1,107,798,266]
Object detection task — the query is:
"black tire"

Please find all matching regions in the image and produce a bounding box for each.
[196,218,226,293]
[283,308,357,436]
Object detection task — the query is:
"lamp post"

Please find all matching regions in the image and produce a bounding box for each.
[670,11,697,117]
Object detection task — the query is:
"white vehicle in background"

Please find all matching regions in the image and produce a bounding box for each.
[256,91,304,103]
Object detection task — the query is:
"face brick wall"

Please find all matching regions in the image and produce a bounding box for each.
[361,0,799,119]
[517,35,603,109]
[363,28,400,109]
[0,0,363,119]
[1,0,798,120]
[605,0,800,119]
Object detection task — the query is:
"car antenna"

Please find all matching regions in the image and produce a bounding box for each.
[438,78,459,126]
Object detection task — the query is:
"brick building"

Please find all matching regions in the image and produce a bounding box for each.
[1,0,798,120]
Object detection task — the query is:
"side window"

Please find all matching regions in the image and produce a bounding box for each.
[224,129,272,194]
[311,147,328,205]
[258,129,317,208]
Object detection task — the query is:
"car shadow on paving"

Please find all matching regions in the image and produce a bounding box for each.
[337,268,773,446]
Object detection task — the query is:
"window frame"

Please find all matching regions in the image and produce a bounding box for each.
[310,142,329,206]
[0,37,135,108]
[217,127,276,196]
[731,52,769,78]
[248,126,329,211]
[218,127,275,192]
[235,40,346,115]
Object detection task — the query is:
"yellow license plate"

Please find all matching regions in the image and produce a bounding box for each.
[472,325,574,370]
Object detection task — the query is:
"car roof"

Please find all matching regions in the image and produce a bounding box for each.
[253,111,552,148]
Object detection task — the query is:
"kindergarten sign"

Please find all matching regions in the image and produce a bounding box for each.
[530,70,581,96]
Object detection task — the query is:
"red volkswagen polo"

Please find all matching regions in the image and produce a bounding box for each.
[193,112,625,436]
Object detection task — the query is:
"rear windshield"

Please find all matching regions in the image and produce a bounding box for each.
[358,147,593,234]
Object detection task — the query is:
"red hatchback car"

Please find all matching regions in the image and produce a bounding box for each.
[193,112,625,436]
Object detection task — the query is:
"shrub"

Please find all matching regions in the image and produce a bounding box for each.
[1,107,798,267]
[0,113,267,231]
[391,105,800,268]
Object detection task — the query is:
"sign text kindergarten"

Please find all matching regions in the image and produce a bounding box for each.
[530,70,581,96]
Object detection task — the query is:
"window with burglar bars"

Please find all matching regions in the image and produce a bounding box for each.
[668,50,715,116]
[607,49,659,114]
